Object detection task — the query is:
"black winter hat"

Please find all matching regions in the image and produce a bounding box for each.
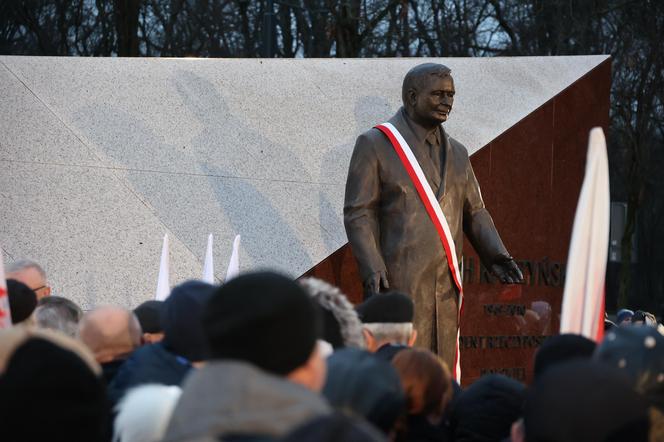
[356,292,413,323]
[6,279,38,324]
[203,271,321,375]
[134,300,164,333]
[0,337,108,441]
[448,374,525,442]
[162,280,216,362]
[524,360,649,442]
[595,325,664,411]
[533,333,596,379]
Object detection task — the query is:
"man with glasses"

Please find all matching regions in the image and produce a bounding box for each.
[6,259,51,300]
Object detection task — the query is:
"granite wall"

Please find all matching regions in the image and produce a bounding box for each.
[0,56,609,309]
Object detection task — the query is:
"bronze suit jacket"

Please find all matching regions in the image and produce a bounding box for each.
[344,108,511,366]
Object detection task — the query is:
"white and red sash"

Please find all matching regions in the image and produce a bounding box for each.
[375,122,464,382]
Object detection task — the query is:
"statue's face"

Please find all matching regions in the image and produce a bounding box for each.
[410,75,455,126]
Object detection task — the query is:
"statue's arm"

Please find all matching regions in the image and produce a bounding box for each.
[343,133,388,287]
[462,155,524,283]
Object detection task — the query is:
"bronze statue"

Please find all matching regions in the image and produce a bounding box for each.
[344,63,523,369]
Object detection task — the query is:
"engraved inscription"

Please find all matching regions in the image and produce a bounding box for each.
[459,335,550,349]
[480,367,527,381]
[483,304,526,316]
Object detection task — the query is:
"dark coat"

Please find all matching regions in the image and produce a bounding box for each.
[101,358,127,387]
[344,107,511,367]
[400,414,451,442]
[107,342,192,405]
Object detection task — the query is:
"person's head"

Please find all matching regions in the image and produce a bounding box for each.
[617,308,634,326]
[78,306,142,364]
[323,348,405,435]
[203,271,325,391]
[6,259,51,299]
[391,348,452,419]
[357,292,417,352]
[402,63,454,128]
[34,296,83,338]
[0,330,107,441]
[594,325,664,411]
[161,280,216,362]
[449,374,525,442]
[6,279,38,325]
[521,360,649,442]
[133,300,165,344]
[299,277,365,350]
[113,384,182,442]
[632,310,657,326]
[533,333,596,380]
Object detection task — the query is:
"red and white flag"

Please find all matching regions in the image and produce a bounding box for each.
[560,128,610,341]
[0,248,13,328]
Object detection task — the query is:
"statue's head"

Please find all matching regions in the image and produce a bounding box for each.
[402,63,455,127]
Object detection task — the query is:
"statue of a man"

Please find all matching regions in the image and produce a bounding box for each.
[344,63,523,370]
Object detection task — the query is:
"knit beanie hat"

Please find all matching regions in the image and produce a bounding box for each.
[203,271,321,375]
[616,308,634,325]
[595,325,664,411]
[0,337,108,441]
[448,374,525,442]
[533,333,596,379]
[6,279,38,324]
[161,280,216,362]
[356,292,414,324]
[134,300,164,333]
[323,348,405,434]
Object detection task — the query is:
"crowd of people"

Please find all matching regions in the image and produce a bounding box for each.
[1,258,663,442]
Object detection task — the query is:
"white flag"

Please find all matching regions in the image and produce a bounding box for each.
[0,248,12,328]
[225,235,241,282]
[202,234,214,284]
[155,234,171,301]
[560,128,610,341]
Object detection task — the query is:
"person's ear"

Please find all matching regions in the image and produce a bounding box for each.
[287,343,327,392]
[408,329,418,347]
[407,88,418,107]
[362,328,377,352]
[43,286,51,297]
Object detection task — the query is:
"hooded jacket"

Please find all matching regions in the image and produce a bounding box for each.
[162,360,330,442]
[107,342,192,406]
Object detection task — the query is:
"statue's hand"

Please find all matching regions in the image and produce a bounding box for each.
[364,270,389,294]
[491,259,524,284]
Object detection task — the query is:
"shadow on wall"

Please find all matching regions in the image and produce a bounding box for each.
[174,69,316,272]
[317,95,394,251]
[73,68,321,275]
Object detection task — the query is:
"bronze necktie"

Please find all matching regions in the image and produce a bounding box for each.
[426,131,442,176]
